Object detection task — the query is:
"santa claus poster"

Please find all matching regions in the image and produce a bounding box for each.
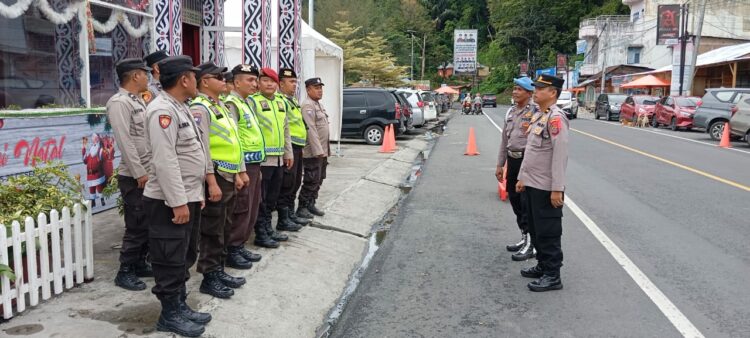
[0,112,120,214]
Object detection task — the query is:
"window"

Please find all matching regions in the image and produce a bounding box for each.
[365,92,390,106]
[0,4,82,109]
[343,93,366,107]
[713,91,734,103]
[627,47,642,64]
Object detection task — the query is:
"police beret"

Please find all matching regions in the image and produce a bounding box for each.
[279,68,297,79]
[305,77,324,87]
[513,77,534,91]
[196,62,228,79]
[115,58,151,80]
[259,67,279,83]
[532,74,564,89]
[143,50,169,67]
[158,56,200,78]
[231,64,259,76]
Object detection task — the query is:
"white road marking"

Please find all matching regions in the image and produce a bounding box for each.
[482,111,503,132]
[588,118,750,155]
[483,111,706,338]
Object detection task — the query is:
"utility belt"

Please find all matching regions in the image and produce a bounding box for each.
[507,150,524,159]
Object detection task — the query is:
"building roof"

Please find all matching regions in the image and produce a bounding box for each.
[645,42,750,74]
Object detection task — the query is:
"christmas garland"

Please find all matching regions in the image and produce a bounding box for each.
[0,0,34,19]
[37,0,79,25]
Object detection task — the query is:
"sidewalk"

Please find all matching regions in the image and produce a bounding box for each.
[0,118,443,337]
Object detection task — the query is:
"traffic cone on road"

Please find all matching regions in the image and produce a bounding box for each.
[379,125,397,153]
[464,127,480,156]
[719,122,732,148]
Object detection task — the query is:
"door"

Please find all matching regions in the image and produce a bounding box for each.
[342,92,367,134]
[182,24,201,65]
[663,97,676,124]
[596,95,607,117]
[365,91,390,121]
[622,96,634,121]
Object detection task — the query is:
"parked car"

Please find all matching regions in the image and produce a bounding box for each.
[693,88,750,140]
[729,94,750,146]
[653,96,701,131]
[482,94,497,107]
[342,88,402,145]
[620,95,659,123]
[556,91,578,119]
[397,90,426,127]
[594,93,628,121]
[391,90,413,131]
[417,90,438,121]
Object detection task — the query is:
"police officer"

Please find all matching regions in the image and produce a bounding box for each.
[251,68,293,247]
[496,76,536,262]
[224,71,235,95]
[297,77,329,219]
[516,74,569,292]
[224,65,273,250]
[107,58,154,291]
[143,50,169,103]
[190,62,251,300]
[277,68,310,230]
[143,56,211,336]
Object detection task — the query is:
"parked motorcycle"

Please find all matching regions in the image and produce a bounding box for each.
[473,103,482,115]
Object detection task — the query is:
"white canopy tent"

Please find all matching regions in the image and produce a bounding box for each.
[224,13,344,141]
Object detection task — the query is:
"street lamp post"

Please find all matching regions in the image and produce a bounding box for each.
[407,30,416,81]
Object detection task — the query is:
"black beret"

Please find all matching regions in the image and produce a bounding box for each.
[231,64,259,76]
[304,77,324,87]
[143,50,169,67]
[158,56,200,78]
[115,58,151,80]
[279,68,297,79]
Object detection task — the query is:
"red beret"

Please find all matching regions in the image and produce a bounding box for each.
[259,67,279,83]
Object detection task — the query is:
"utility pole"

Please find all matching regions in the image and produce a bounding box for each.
[689,0,707,93]
[420,34,427,80]
[678,4,689,95]
[308,0,314,29]
[600,19,609,94]
[407,30,416,81]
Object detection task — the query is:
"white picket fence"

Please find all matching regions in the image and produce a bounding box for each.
[0,201,94,319]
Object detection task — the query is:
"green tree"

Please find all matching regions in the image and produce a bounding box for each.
[360,33,408,87]
[326,21,369,84]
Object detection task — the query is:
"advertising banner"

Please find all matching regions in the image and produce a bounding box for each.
[453,29,478,73]
[0,111,120,213]
[657,4,681,45]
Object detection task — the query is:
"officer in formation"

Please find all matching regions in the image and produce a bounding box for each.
[143,50,169,102]
[297,77,330,219]
[515,74,569,292]
[107,59,154,291]
[142,56,211,337]
[277,68,312,229]
[496,76,536,262]
[190,63,251,300]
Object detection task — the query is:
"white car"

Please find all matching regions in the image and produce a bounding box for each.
[416,90,438,121]
[556,91,578,119]
[397,90,425,127]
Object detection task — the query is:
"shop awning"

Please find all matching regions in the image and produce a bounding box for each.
[434,86,460,94]
[621,75,671,88]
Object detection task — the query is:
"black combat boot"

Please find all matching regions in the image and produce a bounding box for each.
[134,259,154,277]
[511,239,536,261]
[520,265,544,278]
[179,287,212,324]
[114,265,147,291]
[156,295,205,337]
[528,274,563,292]
[307,199,325,216]
[253,223,280,248]
[199,271,234,299]
[226,246,254,270]
[276,207,302,232]
[296,201,315,219]
[236,246,262,262]
[506,233,528,252]
[216,268,246,288]
[266,219,289,242]
[289,202,312,225]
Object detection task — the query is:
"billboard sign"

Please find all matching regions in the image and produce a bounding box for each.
[657,5,681,45]
[453,29,478,73]
[535,67,556,77]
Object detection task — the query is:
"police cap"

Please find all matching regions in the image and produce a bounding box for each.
[158,56,200,78]
[231,64,259,76]
[305,77,324,87]
[115,58,151,80]
[279,68,297,79]
[196,62,228,79]
[143,50,169,67]
[532,74,564,89]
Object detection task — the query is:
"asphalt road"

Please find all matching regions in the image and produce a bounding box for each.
[329,106,750,338]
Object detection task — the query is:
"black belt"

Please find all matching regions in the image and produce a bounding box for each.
[507,150,524,159]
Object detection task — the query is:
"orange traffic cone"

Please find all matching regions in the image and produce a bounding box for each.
[719,122,732,148]
[388,124,398,151]
[379,125,397,153]
[464,127,480,156]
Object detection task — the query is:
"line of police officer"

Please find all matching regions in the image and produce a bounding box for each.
[496,74,569,292]
[107,50,330,337]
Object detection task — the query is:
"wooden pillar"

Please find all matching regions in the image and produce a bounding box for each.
[730,62,738,88]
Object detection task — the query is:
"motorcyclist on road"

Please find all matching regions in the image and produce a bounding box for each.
[473,93,483,114]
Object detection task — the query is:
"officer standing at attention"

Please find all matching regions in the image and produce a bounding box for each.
[143,56,211,337]
[496,76,536,262]
[252,68,293,246]
[190,62,251,300]
[297,77,329,219]
[143,50,169,102]
[516,74,569,292]
[107,58,154,291]
[224,65,271,251]
[277,68,310,230]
